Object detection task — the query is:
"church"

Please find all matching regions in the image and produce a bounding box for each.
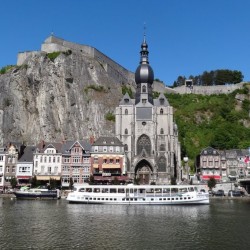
[115,36,181,184]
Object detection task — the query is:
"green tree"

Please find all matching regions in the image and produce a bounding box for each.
[69,177,74,190]
[89,175,95,184]
[207,177,216,190]
[10,177,18,188]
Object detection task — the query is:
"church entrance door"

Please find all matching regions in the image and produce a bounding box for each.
[135,160,152,185]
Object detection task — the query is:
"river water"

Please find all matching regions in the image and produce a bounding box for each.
[0,197,250,250]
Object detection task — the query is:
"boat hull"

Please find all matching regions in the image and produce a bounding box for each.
[14,190,60,199]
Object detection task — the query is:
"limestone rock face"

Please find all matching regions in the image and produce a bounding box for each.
[0,50,135,144]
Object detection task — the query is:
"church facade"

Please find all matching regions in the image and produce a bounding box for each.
[115,36,181,184]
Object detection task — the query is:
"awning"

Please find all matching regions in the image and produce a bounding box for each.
[94,176,128,181]
[17,176,31,179]
[102,164,121,169]
[201,175,221,180]
[36,176,61,181]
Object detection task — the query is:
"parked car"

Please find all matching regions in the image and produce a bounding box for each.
[213,189,225,196]
[228,190,244,197]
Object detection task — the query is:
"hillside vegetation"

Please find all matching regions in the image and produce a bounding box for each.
[165,84,250,167]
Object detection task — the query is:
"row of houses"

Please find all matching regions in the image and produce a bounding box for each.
[198,146,250,182]
[0,136,127,190]
[1,139,250,189]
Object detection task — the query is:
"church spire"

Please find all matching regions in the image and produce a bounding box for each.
[134,27,154,105]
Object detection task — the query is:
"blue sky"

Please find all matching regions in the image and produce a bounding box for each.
[1,0,250,86]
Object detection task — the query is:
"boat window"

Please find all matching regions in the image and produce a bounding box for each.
[134,189,137,193]
[139,189,145,194]
[94,188,100,193]
[79,188,86,192]
[163,188,170,193]
[171,188,178,193]
[179,188,188,193]
[114,198,117,201]
[130,189,134,193]
[155,189,162,193]
[146,189,153,193]
[110,188,117,193]
[86,188,92,192]
[102,188,109,193]
[189,187,195,192]
[118,188,125,193]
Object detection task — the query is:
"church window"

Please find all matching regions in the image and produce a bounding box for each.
[142,99,147,103]
[125,109,128,115]
[158,157,166,172]
[160,108,163,114]
[125,129,128,135]
[142,85,146,93]
[159,144,165,151]
[125,98,129,103]
[160,128,164,134]
[124,144,128,151]
[137,135,151,156]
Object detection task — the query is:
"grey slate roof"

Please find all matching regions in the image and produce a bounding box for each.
[18,146,36,162]
[119,93,135,105]
[92,136,123,146]
[61,140,92,155]
[153,93,170,106]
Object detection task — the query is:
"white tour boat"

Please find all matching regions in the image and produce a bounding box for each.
[66,184,209,205]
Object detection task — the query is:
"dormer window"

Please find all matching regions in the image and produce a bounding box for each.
[160,98,164,105]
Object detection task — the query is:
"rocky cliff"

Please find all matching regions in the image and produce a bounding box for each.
[0,36,140,145]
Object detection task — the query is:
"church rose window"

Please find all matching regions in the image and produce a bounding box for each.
[137,135,151,156]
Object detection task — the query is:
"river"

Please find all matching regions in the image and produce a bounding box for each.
[0,197,250,250]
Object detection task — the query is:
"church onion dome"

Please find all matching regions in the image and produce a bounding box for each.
[135,36,154,85]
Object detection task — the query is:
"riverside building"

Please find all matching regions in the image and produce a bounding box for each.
[115,36,181,184]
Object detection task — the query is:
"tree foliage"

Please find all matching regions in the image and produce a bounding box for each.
[10,177,17,188]
[173,69,244,86]
[165,84,250,169]
[207,177,216,190]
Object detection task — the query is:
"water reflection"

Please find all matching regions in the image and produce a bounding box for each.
[1,198,250,250]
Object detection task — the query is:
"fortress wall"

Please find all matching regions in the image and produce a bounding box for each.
[17,51,41,66]
[42,36,135,84]
[173,82,245,95]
